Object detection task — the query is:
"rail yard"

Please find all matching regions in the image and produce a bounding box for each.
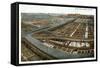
[21,14,94,61]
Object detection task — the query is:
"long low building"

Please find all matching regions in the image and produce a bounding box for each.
[22,34,93,60]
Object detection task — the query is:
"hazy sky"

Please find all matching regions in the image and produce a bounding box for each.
[19,4,96,15]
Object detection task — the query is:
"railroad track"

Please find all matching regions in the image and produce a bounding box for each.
[21,43,42,61]
[21,15,94,61]
[31,16,94,57]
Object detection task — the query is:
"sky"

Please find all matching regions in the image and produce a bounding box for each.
[19,4,96,15]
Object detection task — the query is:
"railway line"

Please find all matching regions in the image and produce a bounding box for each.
[21,42,44,61]
[21,15,94,61]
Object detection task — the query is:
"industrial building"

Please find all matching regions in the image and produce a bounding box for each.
[21,14,94,61]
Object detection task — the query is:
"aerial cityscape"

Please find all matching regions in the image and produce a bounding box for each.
[21,13,94,61]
